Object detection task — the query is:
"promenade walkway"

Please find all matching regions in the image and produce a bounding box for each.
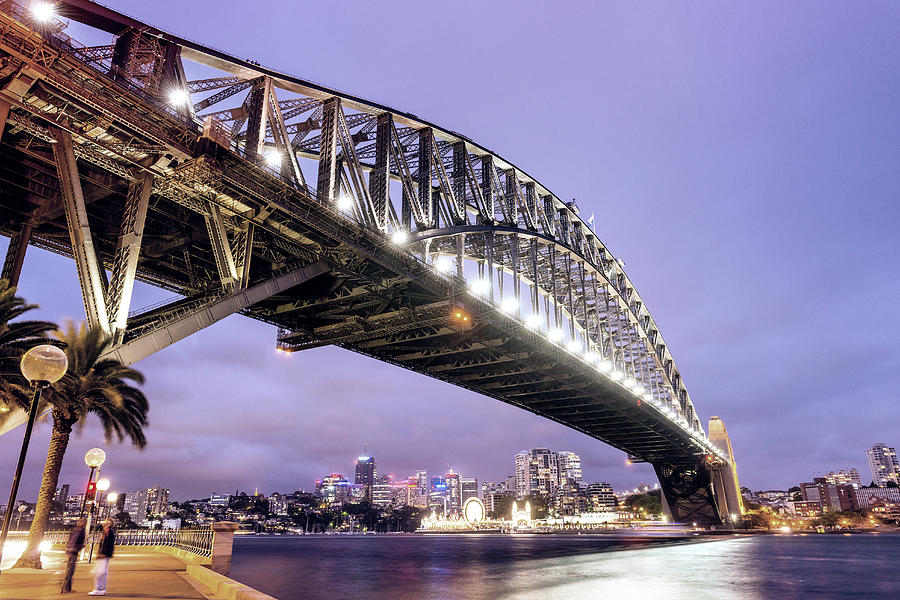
[0,547,206,600]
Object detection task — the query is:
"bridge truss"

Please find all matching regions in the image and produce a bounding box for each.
[0,0,736,525]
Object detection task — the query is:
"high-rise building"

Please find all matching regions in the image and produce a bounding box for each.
[460,477,478,504]
[515,449,561,497]
[54,484,70,506]
[558,452,583,486]
[825,469,862,488]
[372,474,393,506]
[429,476,447,515]
[123,489,149,523]
[316,474,352,505]
[445,472,461,514]
[866,444,900,487]
[147,487,170,517]
[355,456,377,501]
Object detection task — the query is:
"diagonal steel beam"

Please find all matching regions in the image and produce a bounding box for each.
[51,126,110,333]
[103,261,329,366]
[106,172,153,342]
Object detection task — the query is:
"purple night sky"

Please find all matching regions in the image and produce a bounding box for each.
[2,1,899,501]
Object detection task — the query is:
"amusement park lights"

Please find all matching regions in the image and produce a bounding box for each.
[167,87,190,106]
[336,193,354,212]
[390,229,408,245]
[30,1,55,23]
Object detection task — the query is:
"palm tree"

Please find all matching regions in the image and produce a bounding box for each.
[14,322,149,569]
[0,278,58,415]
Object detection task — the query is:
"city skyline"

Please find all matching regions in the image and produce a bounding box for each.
[1,1,898,501]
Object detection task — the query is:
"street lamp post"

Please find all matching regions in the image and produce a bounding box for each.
[15,505,26,531]
[80,448,106,518]
[106,493,118,521]
[0,344,67,575]
[88,478,110,563]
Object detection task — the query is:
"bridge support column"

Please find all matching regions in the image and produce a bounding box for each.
[1,222,32,287]
[368,114,392,232]
[654,461,723,527]
[51,127,110,333]
[710,463,743,525]
[317,97,341,205]
[107,172,153,342]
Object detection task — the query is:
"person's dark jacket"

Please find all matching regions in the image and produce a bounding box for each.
[65,524,86,554]
[97,527,116,558]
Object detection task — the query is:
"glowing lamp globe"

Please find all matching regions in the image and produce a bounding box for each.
[84,447,106,469]
[107,492,118,504]
[20,344,67,384]
[96,478,111,492]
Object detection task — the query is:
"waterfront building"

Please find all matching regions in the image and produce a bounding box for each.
[514,451,529,497]
[316,474,352,505]
[757,490,792,503]
[355,456,377,501]
[851,486,900,509]
[801,479,842,512]
[209,493,230,507]
[558,452,583,486]
[584,482,616,512]
[866,444,900,487]
[825,468,861,488]
[461,477,478,504]
[445,471,462,514]
[415,470,428,505]
[552,481,586,515]
[786,500,823,517]
[480,481,496,499]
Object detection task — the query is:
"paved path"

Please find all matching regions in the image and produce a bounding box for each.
[0,547,206,600]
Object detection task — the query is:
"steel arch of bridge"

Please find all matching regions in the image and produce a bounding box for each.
[0,0,735,525]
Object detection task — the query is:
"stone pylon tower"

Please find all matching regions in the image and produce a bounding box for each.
[708,416,744,523]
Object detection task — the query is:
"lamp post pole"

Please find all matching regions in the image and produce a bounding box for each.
[0,344,67,575]
[0,380,47,573]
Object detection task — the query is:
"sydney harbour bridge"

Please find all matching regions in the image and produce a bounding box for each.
[0,0,742,525]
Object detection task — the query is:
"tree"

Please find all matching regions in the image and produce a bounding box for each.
[0,279,57,413]
[14,322,149,569]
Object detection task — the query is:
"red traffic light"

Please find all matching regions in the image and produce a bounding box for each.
[85,481,97,502]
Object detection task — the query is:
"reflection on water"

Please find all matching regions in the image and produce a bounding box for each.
[230,533,900,600]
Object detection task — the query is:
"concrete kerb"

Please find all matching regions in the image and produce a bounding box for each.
[185,563,279,600]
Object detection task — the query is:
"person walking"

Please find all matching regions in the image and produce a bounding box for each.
[89,518,116,596]
[60,517,87,593]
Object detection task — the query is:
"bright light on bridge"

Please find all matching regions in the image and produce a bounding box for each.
[167,87,191,106]
[500,297,518,313]
[611,370,624,381]
[264,150,282,169]
[566,340,580,354]
[584,351,598,363]
[469,278,490,296]
[547,328,564,343]
[433,255,453,274]
[30,1,55,22]
[336,193,354,212]
[390,229,408,245]
[524,314,541,329]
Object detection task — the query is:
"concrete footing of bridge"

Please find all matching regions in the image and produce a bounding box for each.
[654,461,728,527]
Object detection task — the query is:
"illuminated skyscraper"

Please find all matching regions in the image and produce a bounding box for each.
[460,477,478,504]
[825,468,862,488]
[445,471,461,514]
[866,444,900,487]
[558,452,583,486]
[355,456,376,501]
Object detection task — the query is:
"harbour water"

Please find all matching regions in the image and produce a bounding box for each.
[229,532,900,599]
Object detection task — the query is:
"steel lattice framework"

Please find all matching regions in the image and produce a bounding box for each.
[0,0,739,525]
